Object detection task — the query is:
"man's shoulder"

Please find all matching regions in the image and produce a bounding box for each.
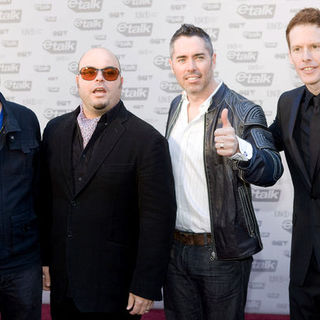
[5,100,38,121]
[279,85,305,101]
[126,110,164,139]
[225,88,266,125]
[3,100,40,133]
[44,108,77,132]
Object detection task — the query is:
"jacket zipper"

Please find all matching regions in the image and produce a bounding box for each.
[203,111,217,261]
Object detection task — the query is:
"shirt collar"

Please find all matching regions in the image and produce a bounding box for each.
[78,100,122,124]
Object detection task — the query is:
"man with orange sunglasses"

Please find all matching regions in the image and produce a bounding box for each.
[40,47,176,320]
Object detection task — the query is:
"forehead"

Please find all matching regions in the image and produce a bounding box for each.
[172,36,210,57]
[79,49,119,69]
[289,24,320,46]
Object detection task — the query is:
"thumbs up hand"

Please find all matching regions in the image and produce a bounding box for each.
[214,108,239,157]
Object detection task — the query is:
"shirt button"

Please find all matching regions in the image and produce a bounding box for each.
[67,233,72,239]
[10,135,14,140]
[78,177,82,182]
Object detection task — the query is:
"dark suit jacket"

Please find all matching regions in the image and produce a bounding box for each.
[270,85,320,286]
[40,101,176,312]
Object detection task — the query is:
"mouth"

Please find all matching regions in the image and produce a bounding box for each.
[301,66,317,72]
[185,74,201,82]
[93,87,107,94]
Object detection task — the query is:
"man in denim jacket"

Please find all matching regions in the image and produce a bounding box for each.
[0,92,42,320]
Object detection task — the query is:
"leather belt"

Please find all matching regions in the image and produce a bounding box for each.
[174,230,212,246]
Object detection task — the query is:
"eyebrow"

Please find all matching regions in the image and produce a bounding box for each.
[175,53,206,59]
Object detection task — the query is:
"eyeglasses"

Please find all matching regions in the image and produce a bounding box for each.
[79,66,120,81]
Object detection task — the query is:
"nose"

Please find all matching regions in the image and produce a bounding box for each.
[302,48,312,61]
[186,59,197,72]
[95,69,104,81]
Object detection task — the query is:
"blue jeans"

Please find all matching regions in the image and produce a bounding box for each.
[0,263,42,320]
[164,240,252,320]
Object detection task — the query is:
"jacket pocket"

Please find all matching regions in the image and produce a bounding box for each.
[11,210,39,255]
[5,138,39,176]
[238,185,256,237]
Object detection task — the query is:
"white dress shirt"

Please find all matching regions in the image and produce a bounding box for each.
[168,82,252,233]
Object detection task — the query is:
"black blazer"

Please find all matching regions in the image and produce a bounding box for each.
[40,101,176,312]
[270,86,320,286]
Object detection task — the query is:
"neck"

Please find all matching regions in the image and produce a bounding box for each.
[306,84,320,96]
[187,79,219,106]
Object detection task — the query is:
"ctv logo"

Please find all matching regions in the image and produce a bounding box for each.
[237,4,275,19]
[4,80,32,91]
[122,88,149,100]
[153,55,170,70]
[202,3,221,11]
[117,23,153,36]
[243,31,263,39]
[252,188,280,201]
[160,81,181,93]
[252,259,278,272]
[0,10,22,22]
[74,18,103,30]
[122,0,152,7]
[68,0,103,12]
[0,63,20,73]
[227,51,258,63]
[42,40,77,54]
[236,72,274,86]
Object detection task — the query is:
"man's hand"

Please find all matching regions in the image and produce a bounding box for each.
[214,108,239,157]
[42,266,51,291]
[127,292,154,315]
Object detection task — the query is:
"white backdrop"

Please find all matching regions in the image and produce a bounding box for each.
[1,0,317,314]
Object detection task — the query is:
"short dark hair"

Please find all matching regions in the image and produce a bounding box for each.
[169,24,214,57]
[286,7,320,48]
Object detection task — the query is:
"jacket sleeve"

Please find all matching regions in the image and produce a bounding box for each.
[129,131,176,301]
[236,104,283,187]
[269,95,285,152]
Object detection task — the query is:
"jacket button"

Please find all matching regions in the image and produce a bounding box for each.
[67,233,72,239]
[71,200,76,207]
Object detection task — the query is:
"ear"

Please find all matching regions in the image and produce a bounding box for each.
[169,58,174,74]
[76,74,80,88]
[211,53,217,68]
[288,50,293,65]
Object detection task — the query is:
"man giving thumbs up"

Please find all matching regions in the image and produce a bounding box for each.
[164,24,283,320]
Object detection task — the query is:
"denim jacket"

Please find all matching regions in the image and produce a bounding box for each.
[0,92,40,273]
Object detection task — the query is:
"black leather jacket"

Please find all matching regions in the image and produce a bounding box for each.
[165,83,283,260]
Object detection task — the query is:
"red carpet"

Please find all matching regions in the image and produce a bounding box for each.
[41,305,290,319]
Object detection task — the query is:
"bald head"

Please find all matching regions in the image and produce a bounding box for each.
[78,47,121,72]
[76,47,123,119]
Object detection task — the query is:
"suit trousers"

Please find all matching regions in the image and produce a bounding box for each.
[289,251,320,320]
[50,297,141,320]
[163,240,252,320]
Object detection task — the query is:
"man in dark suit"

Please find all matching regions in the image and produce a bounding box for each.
[270,7,320,319]
[40,47,176,320]
[0,92,42,320]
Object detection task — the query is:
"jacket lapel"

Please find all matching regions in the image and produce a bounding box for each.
[73,105,127,198]
[60,108,79,198]
[286,86,312,189]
